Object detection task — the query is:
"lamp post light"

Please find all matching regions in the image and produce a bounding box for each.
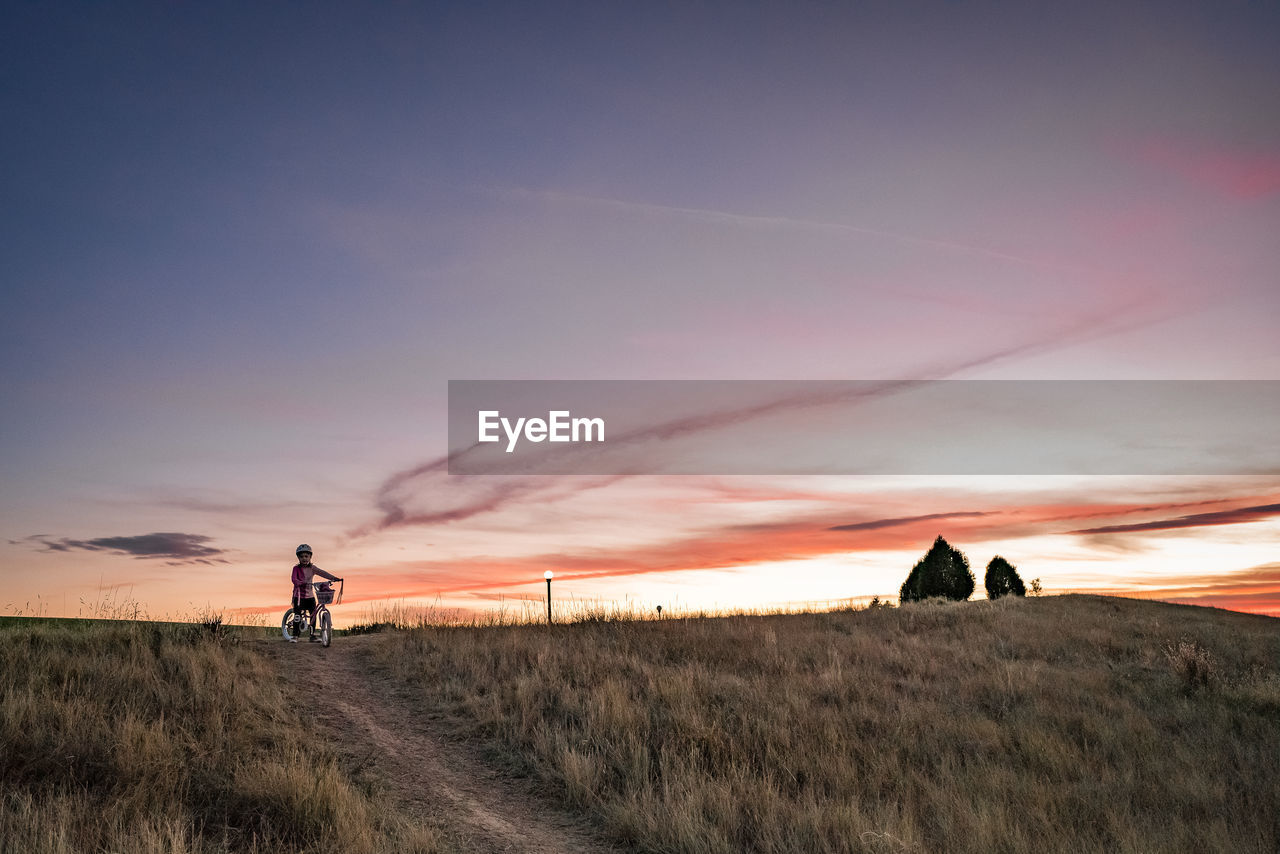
[544,570,554,625]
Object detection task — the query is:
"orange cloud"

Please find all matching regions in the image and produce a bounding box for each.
[1085,563,1280,617]
[337,493,1280,612]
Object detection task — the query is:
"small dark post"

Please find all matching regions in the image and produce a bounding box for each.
[544,570,554,624]
[656,605,663,619]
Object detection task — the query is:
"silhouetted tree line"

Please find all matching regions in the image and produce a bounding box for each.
[899,535,1026,602]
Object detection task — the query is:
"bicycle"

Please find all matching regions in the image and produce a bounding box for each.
[280,579,343,647]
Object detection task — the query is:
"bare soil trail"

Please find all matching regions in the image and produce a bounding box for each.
[255,633,618,854]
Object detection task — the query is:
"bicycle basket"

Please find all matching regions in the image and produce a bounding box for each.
[316,582,335,605]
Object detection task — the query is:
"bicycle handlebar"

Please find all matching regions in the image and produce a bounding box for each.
[292,577,345,606]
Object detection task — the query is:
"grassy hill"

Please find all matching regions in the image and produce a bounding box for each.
[2,595,1277,852]
[0,619,439,854]
[374,594,1280,853]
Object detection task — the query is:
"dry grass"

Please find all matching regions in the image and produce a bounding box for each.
[0,619,443,853]
[374,594,1280,853]
[6,595,1276,853]
[347,595,877,634]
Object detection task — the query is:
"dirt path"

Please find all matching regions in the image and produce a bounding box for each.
[256,634,617,854]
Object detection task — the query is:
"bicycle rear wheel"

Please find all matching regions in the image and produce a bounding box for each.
[319,610,332,647]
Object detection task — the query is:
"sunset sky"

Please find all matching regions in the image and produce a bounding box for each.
[3,2,1279,624]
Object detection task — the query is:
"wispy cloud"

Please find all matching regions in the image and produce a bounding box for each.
[337,489,1280,604]
[24,532,230,565]
[126,489,335,516]
[347,467,625,539]
[353,179,1173,538]
[829,511,991,532]
[356,292,1163,535]
[338,500,1075,599]
[502,188,1082,270]
[1138,140,1280,200]
[1084,562,1280,617]
[1071,503,1280,535]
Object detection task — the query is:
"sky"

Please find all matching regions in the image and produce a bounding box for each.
[3,2,1279,625]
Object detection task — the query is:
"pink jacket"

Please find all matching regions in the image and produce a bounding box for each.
[292,563,338,601]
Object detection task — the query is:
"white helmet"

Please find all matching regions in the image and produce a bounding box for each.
[296,543,313,556]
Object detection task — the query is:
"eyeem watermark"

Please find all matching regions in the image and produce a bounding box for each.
[478,410,605,452]
[450,380,1280,475]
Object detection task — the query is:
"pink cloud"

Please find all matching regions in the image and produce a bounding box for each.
[1139,140,1280,199]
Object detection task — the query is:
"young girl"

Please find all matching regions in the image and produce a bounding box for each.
[290,544,342,642]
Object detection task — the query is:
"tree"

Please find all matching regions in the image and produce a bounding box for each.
[984,555,1026,599]
[899,535,975,603]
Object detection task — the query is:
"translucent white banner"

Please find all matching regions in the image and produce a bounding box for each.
[447,380,1280,475]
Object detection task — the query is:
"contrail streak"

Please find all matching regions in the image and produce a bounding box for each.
[351,289,1159,537]
[500,187,1086,272]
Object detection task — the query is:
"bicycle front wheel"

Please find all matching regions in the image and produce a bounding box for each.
[281,609,308,641]
[319,610,332,647]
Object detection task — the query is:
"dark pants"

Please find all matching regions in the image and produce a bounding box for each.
[292,597,317,635]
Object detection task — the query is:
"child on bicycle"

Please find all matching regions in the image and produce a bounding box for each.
[290,544,342,643]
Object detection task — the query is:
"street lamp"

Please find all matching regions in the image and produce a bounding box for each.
[544,570,554,625]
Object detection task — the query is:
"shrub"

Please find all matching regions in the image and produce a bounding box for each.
[899,535,974,603]
[1164,637,1218,693]
[984,556,1026,599]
